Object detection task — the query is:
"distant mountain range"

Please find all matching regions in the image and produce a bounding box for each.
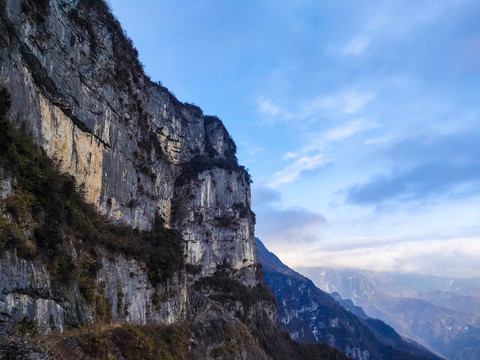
[296,266,480,360]
[256,238,442,360]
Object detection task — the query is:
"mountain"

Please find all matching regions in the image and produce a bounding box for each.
[0,0,350,358]
[297,266,480,360]
[257,238,443,360]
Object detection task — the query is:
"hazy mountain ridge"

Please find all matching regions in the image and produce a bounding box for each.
[297,266,480,359]
[257,238,442,360]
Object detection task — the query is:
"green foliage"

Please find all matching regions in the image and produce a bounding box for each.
[209,323,259,359]
[54,324,189,360]
[75,15,97,52]
[213,214,238,229]
[0,84,10,118]
[20,0,49,23]
[95,293,108,319]
[119,323,154,359]
[137,324,188,360]
[144,224,184,284]
[233,202,249,218]
[84,332,109,358]
[176,155,251,187]
[49,250,76,284]
[78,0,110,13]
[185,263,202,275]
[78,258,101,303]
[14,316,38,337]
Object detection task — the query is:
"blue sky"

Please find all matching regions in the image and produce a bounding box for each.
[109,0,480,278]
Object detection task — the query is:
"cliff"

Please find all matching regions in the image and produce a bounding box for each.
[0,0,257,282]
[0,1,347,359]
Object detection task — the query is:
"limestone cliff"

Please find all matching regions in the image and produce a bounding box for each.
[0,0,257,282]
[0,1,352,359]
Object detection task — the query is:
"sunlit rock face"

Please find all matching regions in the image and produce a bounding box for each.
[0,0,258,284]
[173,167,257,286]
[0,250,188,333]
[0,250,88,334]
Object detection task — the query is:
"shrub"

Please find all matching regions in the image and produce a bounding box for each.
[14,316,38,336]
[20,0,49,23]
[185,263,202,275]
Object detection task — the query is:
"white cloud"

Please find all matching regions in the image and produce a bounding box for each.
[276,236,480,278]
[256,207,327,245]
[256,91,375,125]
[342,92,375,114]
[283,152,297,159]
[264,119,376,188]
[323,119,377,142]
[298,119,378,154]
[252,186,282,207]
[298,91,375,118]
[257,98,285,119]
[341,36,370,56]
[268,153,327,188]
[365,135,392,145]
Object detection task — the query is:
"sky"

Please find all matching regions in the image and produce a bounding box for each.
[108,0,480,279]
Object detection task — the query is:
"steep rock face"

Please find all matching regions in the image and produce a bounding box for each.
[0,250,86,334]
[0,250,187,333]
[0,0,257,283]
[97,256,187,324]
[174,167,257,285]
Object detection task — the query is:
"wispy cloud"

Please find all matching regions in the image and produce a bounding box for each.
[329,0,465,64]
[341,36,371,56]
[322,118,377,143]
[257,98,283,118]
[298,91,376,118]
[283,236,480,278]
[346,161,480,205]
[365,135,392,145]
[342,92,376,114]
[256,207,327,245]
[257,91,375,125]
[268,153,327,188]
[252,186,282,207]
[286,119,377,159]
[266,119,376,187]
[346,132,480,205]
